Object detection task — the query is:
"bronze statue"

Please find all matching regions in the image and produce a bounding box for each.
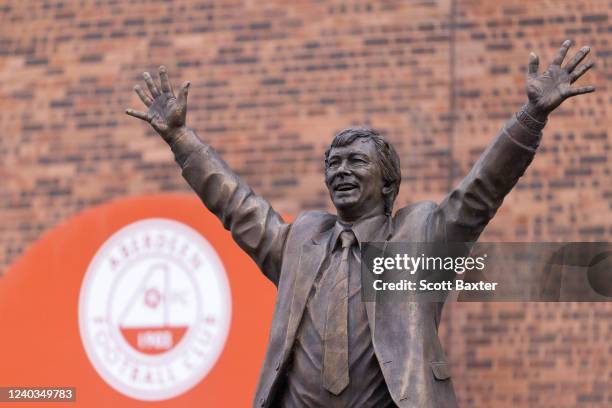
[126,40,595,407]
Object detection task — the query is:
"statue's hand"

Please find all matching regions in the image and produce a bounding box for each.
[126,66,190,144]
[526,40,595,120]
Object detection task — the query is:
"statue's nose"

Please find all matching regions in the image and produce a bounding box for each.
[336,161,350,175]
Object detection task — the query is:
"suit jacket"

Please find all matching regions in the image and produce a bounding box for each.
[170,113,542,407]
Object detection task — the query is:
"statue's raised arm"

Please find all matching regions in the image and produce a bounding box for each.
[431,40,595,242]
[126,66,290,285]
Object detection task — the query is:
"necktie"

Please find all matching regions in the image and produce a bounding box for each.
[323,229,356,395]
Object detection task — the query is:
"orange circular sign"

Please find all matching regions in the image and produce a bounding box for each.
[0,194,278,407]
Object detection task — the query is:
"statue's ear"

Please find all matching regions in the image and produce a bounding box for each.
[382,183,393,196]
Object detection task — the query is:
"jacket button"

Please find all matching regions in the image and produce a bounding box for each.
[275,361,281,371]
[259,397,265,407]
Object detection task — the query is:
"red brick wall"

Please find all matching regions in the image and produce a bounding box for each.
[0,0,610,406]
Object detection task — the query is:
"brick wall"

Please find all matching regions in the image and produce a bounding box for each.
[0,0,610,406]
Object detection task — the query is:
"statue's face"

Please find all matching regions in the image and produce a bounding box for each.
[325,138,386,219]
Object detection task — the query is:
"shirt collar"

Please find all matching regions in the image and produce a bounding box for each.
[330,213,389,251]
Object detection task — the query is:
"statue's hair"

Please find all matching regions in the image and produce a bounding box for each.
[324,127,401,216]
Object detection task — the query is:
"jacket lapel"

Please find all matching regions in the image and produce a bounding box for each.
[281,215,392,359]
[282,227,332,358]
[364,217,394,336]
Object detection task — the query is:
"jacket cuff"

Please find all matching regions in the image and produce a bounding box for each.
[169,128,208,167]
[517,103,548,132]
[503,114,543,152]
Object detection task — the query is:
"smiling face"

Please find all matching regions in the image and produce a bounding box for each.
[325,138,387,222]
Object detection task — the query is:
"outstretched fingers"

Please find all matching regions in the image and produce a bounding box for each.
[143,71,161,98]
[552,39,572,66]
[564,85,596,98]
[125,108,152,122]
[527,52,539,78]
[159,65,173,95]
[134,85,153,107]
[177,80,191,109]
[570,60,595,83]
[564,46,590,73]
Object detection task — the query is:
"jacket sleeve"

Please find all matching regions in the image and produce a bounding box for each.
[430,113,543,242]
[169,128,290,286]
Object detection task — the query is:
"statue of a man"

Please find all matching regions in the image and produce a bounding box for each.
[126,40,594,407]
